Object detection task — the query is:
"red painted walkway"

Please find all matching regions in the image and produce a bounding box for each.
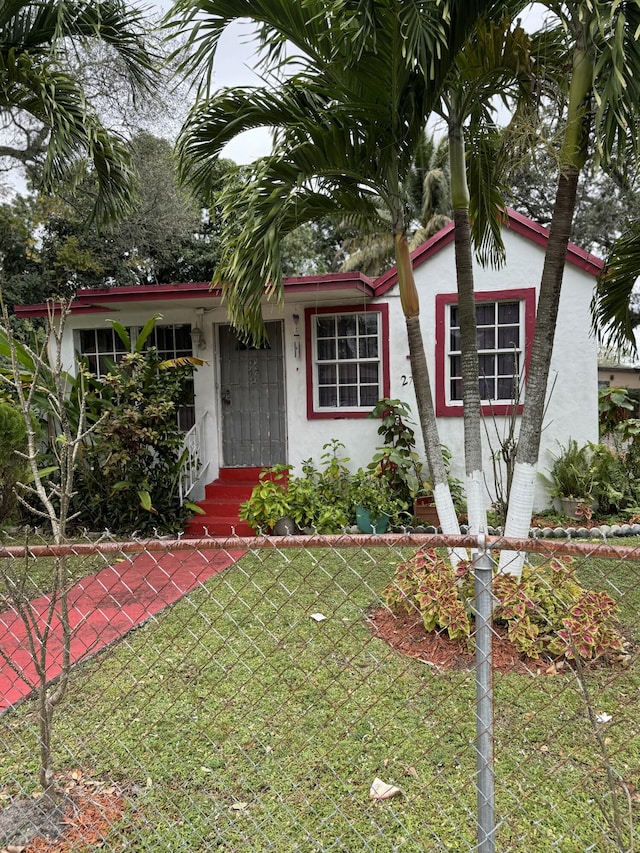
[0,548,244,713]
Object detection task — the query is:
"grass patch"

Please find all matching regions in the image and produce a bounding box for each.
[0,538,107,613]
[0,544,638,851]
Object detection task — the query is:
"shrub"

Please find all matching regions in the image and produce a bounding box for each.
[542,439,595,501]
[384,550,624,662]
[74,347,198,534]
[240,443,354,534]
[0,400,28,527]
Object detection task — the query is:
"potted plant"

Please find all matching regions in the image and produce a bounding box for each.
[350,470,401,533]
[542,440,596,518]
[414,484,440,526]
[412,446,464,526]
[238,465,295,534]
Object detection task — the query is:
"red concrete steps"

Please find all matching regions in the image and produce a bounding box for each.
[184,467,265,537]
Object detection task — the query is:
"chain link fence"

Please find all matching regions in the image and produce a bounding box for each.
[1,531,638,852]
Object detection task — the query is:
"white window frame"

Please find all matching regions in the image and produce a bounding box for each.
[446,299,525,407]
[307,306,388,417]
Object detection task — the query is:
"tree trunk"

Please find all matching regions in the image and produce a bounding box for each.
[500,27,592,577]
[394,232,461,538]
[499,167,580,575]
[449,111,487,535]
[453,208,487,534]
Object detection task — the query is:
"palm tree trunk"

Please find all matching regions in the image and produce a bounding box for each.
[500,26,593,576]
[499,167,580,575]
[395,232,461,537]
[453,208,487,534]
[449,112,487,535]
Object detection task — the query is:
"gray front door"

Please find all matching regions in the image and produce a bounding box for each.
[219,322,287,467]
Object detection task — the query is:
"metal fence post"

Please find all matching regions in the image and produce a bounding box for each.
[473,534,495,853]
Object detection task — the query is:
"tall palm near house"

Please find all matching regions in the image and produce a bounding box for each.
[0,0,155,221]
[170,0,498,535]
[592,220,640,352]
[436,14,533,533]
[500,1,640,574]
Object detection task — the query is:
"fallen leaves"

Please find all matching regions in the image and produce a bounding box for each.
[4,770,127,853]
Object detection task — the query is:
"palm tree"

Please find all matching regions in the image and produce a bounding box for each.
[170,0,498,537]
[499,1,640,575]
[592,223,640,353]
[0,0,155,222]
[435,14,533,533]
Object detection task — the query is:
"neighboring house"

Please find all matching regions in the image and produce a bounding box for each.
[15,208,601,523]
[598,358,640,416]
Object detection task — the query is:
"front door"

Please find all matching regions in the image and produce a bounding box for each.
[219,322,287,467]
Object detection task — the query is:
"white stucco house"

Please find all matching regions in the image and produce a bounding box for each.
[16,208,601,533]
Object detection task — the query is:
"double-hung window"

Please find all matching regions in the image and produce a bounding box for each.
[306,305,389,418]
[436,289,535,416]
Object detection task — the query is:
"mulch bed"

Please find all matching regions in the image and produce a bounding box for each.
[0,771,129,852]
[368,606,550,676]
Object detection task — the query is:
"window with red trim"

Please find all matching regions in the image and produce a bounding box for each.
[306,305,389,418]
[435,289,536,417]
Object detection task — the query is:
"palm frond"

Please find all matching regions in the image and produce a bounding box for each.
[592,224,640,353]
[466,123,507,268]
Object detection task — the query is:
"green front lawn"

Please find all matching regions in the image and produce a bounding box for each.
[1,545,638,851]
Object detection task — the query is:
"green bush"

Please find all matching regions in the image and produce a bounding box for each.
[589,442,640,515]
[240,443,355,534]
[0,400,28,527]
[542,439,595,501]
[384,549,624,662]
[74,347,198,534]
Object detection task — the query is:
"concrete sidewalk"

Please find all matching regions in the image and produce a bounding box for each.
[0,547,244,713]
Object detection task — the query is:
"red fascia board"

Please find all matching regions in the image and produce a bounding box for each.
[13,303,113,318]
[14,282,219,317]
[373,208,603,295]
[502,208,603,275]
[76,282,220,306]
[283,271,374,288]
[15,273,376,318]
[373,226,455,296]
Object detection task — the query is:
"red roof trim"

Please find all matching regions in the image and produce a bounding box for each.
[14,272,376,318]
[373,207,603,293]
[373,227,456,296]
[504,208,603,275]
[14,210,603,319]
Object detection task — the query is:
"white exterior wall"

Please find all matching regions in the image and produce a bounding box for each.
[58,224,598,508]
[406,228,599,510]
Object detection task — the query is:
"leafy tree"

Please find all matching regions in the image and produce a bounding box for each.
[0,195,44,308]
[281,218,346,277]
[73,317,204,534]
[0,297,97,793]
[338,132,452,277]
[0,0,156,222]
[0,137,250,308]
[34,132,210,290]
[0,399,28,527]
[506,105,640,258]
